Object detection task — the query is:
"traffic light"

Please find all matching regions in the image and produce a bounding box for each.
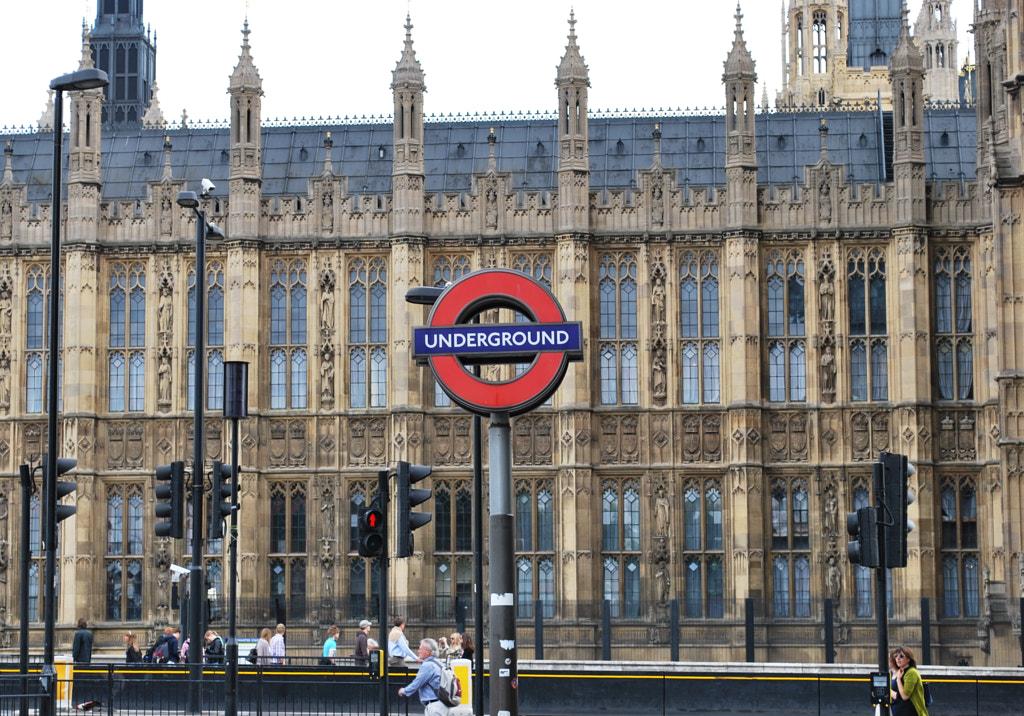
[880,451,916,568]
[396,461,432,558]
[210,461,234,540]
[358,504,386,557]
[846,506,879,568]
[155,461,185,539]
[43,455,78,524]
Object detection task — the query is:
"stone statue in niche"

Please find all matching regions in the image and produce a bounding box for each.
[0,279,10,336]
[321,345,335,401]
[485,185,498,228]
[818,179,832,223]
[0,351,10,408]
[820,345,836,402]
[158,352,172,404]
[160,197,172,235]
[652,345,667,402]
[158,282,172,335]
[651,182,664,225]
[320,275,335,332]
[321,191,333,233]
[1,201,12,238]
[823,485,838,536]
[819,279,835,325]
[825,553,842,599]
[651,271,666,325]
[655,564,671,604]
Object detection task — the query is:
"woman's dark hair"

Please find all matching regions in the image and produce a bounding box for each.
[461,633,474,650]
[896,645,918,670]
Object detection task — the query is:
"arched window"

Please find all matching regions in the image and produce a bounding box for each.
[269,260,308,410]
[349,257,387,409]
[771,479,811,618]
[680,251,721,404]
[848,249,888,401]
[106,485,144,621]
[601,480,641,617]
[940,476,979,618]
[766,251,806,402]
[812,11,827,73]
[599,254,638,405]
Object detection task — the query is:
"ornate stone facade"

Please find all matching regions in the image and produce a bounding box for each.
[0,2,1021,664]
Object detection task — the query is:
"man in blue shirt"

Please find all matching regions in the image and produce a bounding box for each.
[398,638,449,715]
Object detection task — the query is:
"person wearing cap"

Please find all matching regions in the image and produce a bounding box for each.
[354,619,372,665]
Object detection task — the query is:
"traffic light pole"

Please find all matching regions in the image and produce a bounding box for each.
[488,411,518,716]
[188,207,207,714]
[874,458,890,698]
[378,469,390,716]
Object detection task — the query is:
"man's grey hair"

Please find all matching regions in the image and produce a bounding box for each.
[420,637,439,657]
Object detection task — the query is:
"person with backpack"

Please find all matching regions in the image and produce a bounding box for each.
[398,638,451,715]
[892,646,929,716]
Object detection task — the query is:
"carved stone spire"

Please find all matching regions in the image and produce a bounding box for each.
[229,20,264,92]
[228,19,264,235]
[555,10,590,233]
[391,14,426,235]
[723,2,756,77]
[556,10,590,86]
[392,14,425,91]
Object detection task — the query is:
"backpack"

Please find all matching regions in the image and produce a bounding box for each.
[153,641,170,663]
[436,659,462,708]
[247,647,258,665]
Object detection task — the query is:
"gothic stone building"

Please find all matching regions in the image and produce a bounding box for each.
[0,1,1021,664]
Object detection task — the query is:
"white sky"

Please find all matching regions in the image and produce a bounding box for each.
[1,0,976,129]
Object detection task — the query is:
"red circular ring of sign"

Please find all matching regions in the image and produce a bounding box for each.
[427,269,571,416]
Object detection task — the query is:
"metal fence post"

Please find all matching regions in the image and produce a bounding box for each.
[602,600,611,661]
[824,599,835,664]
[534,600,543,660]
[745,598,755,662]
[921,596,931,665]
[670,599,679,662]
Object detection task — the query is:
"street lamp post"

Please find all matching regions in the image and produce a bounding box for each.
[177,188,224,713]
[44,68,107,716]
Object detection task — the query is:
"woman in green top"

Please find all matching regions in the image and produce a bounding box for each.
[893,645,929,716]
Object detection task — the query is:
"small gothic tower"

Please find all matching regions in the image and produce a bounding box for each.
[67,27,105,205]
[890,7,926,223]
[391,14,426,236]
[780,0,846,107]
[228,20,264,236]
[89,0,156,125]
[555,11,590,234]
[914,0,960,103]
[723,4,758,227]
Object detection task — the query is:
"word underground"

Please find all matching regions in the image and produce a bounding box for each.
[415,323,580,357]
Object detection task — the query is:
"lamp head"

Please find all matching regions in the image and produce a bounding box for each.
[50,68,109,92]
[206,223,226,241]
[176,191,199,209]
[405,286,445,306]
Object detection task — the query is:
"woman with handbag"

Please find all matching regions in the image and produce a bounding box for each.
[893,646,929,716]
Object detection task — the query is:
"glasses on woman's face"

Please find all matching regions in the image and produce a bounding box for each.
[895,653,906,660]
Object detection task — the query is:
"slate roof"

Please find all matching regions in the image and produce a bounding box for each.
[1,108,977,204]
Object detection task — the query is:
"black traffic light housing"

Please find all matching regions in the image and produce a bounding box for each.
[846,506,879,568]
[880,451,916,568]
[358,504,386,557]
[396,461,432,558]
[43,455,78,524]
[210,460,235,540]
[155,461,185,539]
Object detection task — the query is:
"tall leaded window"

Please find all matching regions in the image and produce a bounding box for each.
[434,478,473,615]
[349,257,387,409]
[349,482,383,620]
[682,480,724,618]
[431,255,473,407]
[601,479,641,617]
[680,251,720,404]
[852,484,874,617]
[848,249,888,401]
[812,11,828,73]
[27,495,43,621]
[269,259,308,409]
[766,250,806,402]
[934,247,973,400]
[515,479,555,618]
[108,263,146,412]
[940,476,979,618]
[26,265,57,413]
[599,253,638,405]
[770,479,811,618]
[187,261,227,411]
[105,485,144,621]
[269,481,307,619]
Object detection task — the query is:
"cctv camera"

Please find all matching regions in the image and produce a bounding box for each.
[200,178,215,197]
[169,564,189,576]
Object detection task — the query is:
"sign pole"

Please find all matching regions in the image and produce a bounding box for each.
[488,412,517,716]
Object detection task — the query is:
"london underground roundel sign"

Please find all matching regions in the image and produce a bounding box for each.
[413,269,583,417]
